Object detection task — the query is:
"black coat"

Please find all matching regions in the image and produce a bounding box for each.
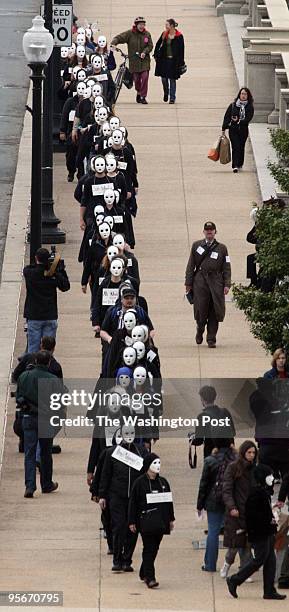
[223,459,255,548]
[23,264,70,320]
[193,404,235,457]
[245,486,277,542]
[197,448,237,513]
[128,473,175,534]
[222,101,254,131]
[154,32,185,80]
[98,441,148,499]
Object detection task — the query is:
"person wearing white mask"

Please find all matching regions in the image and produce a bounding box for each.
[98,423,148,571]
[81,221,112,294]
[100,285,154,348]
[94,34,116,71]
[128,453,175,588]
[59,80,86,181]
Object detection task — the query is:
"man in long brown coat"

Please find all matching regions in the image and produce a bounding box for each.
[185,222,231,348]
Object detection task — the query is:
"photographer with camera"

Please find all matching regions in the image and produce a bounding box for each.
[23,248,70,353]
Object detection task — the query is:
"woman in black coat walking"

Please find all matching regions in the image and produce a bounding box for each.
[128,453,175,588]
[154,19,185,104]
[222,87,254,173]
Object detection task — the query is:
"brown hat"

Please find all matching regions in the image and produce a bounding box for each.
[204,221,216,231]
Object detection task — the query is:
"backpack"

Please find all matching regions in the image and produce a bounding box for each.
[213,449,235,504]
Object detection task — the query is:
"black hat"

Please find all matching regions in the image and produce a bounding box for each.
[121,286,136,298]
[253,464,273,486]
[143,452,160,473]
[204,221,216,231]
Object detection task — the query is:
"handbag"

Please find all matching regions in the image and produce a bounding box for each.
[186,240,218,305]
[208,136,221,162]
[123,68,134,89]
[219,135,231,165]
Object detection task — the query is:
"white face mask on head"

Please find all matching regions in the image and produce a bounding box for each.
[110,258,124,277]
[106,155,117,172]
[105,215,114,229]
[123,347,137,367]
[77,27,86,35]
[76,33,86,46]
[265,474,274,487]
[123,310,137,331]
[102,123,111,137]
[94,204,104,216]
[149,458,161,474]
[92,55,102,70]
[92,83,102,98]
[104,189,115,207]
[96,213,105,226]
[72,65,81,79]
[133,341,146,360]
[98,107,108,122]
[113,234,125,249]
[76,45,86,59]
[61,47,69,58]
[107,136,113,148]
[122,425,135,444]
[77,81,86,96]
[98,222,111,239]
[107,392,121,415]
[109,117,120,131]
[107,245,118,261]
[118,374,131,388]
[97,35,107,48]
[141,325,149,343]
[131,326,146,343]
[133,366,147,386]
[112,129,123,145]
[94,157,106,173]
[83,85,92,99]
[94,95,104,109]
[86,27,92,39]
[78,69,87,81]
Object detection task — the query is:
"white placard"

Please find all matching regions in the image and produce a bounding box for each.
[118,161,127,170]
[112,445,143,470]
[68,67,72,74]
[69,110,75,121]
[113,215,123,224]
[98,277,104,285]
[92,182,114,196]
[210,251,218,259]
[60,69,64,76]
[147,349,156,363]
[226,255,230,263]
[125,335,133,346]
[102,288,119,306]
[196,246,205,255]
[146,492,173,503]
[127,258,132,267]
[96,73,108,82]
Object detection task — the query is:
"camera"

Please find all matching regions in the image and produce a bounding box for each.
[45,246,65,275]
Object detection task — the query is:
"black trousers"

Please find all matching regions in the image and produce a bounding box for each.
[39,437,54,491]
[229,126,248,169]
[65,136,78,175]
[247,253,258,286]
[109,494,138,566]
[231,535,276,595]
[101,506,113,552]
[140,532,163,582]
[196,296,219,343]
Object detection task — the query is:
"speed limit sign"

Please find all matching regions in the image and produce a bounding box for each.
[53,4,72,47]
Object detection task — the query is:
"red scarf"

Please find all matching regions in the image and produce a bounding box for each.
[162,29,182,39]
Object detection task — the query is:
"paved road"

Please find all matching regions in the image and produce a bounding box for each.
[0,1,39,275]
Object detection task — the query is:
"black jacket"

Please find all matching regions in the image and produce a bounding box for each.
[102,146,138,190]
[128,473,175,534]
[222,101,254,131]
[23,264,70,320]
[245,486,277,542]
[60,95,80,135]
[91,273,139,327]
[197,448,237,512]
[154,32,185,80]
[193,404,236,457]
[98,441,148,499]
[12,353,63,383]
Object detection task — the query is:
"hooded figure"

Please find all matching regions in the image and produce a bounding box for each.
[128,452,175,588]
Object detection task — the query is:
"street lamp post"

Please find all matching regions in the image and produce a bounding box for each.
[23,16,53,263]
[42,0,66,244]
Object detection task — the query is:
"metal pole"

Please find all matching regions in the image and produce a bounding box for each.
[29,63,45,264]
[42,0,66,244]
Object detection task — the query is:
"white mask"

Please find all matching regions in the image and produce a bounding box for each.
[97,35,107,48]
[76,33,86,46]
[149,458,161,474]
[107,136,113,148]
[76,45,86,59]
[98,222,111,239]
[104,189,115,207]
[107,392,121,415]
[83,85,92,99]
[133,341,146,360]
[105,215,114,229]
[78,69,87,81]
[124,310,137,331]
[133,366,147,386]
[114,190,120,204]
[96,213,105,226]
[92,55,102,70]
[94,204,104,216]
[77,27,86,35]
[131,326,146,343]
[94,109,100,122]
[61,47,68,58]
[107,246,119,261]
[94,95,104,109]
[141,325,149,342]
[123,347,137,367]
[72,65,81,79]
[110,258,124,277]
[98,107,108,122]
[112,129,123,145]
[86,27,92,39]
[86,77,96,87]
[92,83,103,98]
[113,234,125,249]
[265,474,274,487]
[77,81,86,96]
[102,122,111,137]
[106,155,117,172]
[109,116,120,131]
[94,157,106,173]
[121,425,135,444]
[118,374,131,388]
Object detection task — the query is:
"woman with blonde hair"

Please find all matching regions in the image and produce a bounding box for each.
[263,348,289,379]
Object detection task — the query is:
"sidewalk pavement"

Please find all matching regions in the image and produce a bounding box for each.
[0,0,273,610]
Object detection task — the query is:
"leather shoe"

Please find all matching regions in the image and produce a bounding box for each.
[136,94,141,103]
[111,564,123,572]
[207,341,216,348]
[227,577,238,598]
[263,592,287,600]
[67,173,74,182]
[169,100,175,104]
[147,580,159,588]
[163,94,168,102]
[196,329,203,344]
[24,489,34,498]
[122,564,134,572]
[140,97,148,104]
[42,481,58,494]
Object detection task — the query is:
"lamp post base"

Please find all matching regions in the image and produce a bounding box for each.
[42,196,66,243]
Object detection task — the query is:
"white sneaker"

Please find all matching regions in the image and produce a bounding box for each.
[245,577,253,583]
[220,562,231,578]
